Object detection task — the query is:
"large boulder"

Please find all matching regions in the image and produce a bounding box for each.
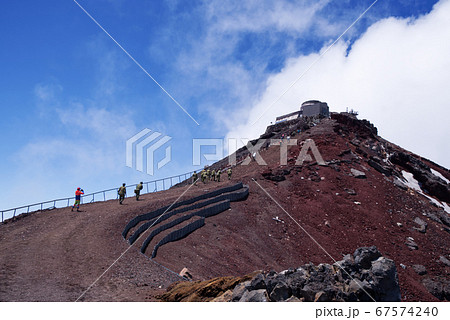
[354,246,382,269]
[269,282,292,301]
[231,281,250,302]
[370,257,401,302]
[239,289,269,302]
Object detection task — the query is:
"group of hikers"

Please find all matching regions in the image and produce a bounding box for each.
[71,182,144,211]
[72,167,234,211]
[192,167,232,184]
[117,182,144,204]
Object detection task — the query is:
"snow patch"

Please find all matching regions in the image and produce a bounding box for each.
[422,193,450,214]
[431,168,450,184]
[401,171,421,192]
[401,171,450,214]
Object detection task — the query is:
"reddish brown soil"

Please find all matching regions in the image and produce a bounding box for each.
[1,116,449,301]
[0,188,199,301]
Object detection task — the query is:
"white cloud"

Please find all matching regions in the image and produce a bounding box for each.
[34,83,63,102]
[170,0,345,126]
[57,102,136,144]
[205,0,331,34]
[3,105,138,209]
[224,0,450,168]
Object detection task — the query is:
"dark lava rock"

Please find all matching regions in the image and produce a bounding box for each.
[422,277,450,301]
[370,257,401,302]
[368,159,392,176]
[390,152,450,203]
[247,273,266,291]
[405,237,419,250]
[226,247,401,302]
[261,169,286,182]
[413,217,427,233]
[231,281,250,302]
[239,289,269,302]
[412,265,427,276]
[439,256,450,267]
[269,282,292,302]
[354,246,382,269]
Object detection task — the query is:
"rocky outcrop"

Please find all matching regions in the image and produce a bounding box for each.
[158,246,401,302]
[332,113,378,138]
[390,152,450,203]
[228,246,401,302]
[368,158,392,176]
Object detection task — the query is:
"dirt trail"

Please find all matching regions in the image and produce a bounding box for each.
[1,115,449,301]
[0,188,197,301]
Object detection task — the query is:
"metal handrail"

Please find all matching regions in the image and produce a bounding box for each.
[0,170,195,223]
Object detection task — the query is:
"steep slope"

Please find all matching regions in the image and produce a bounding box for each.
[0,187,207,301]
[150,113,450,301]
[0,112,449,302]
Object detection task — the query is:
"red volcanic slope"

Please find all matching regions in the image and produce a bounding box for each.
[0,113,449,301]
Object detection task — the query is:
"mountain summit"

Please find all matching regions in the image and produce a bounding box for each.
[1,111,449,301]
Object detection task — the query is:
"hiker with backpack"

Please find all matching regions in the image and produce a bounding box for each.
[118,183,127,204]
[134,182,143,201]
[71,187,84,212]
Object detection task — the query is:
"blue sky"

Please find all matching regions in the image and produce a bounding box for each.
[1,0,448,211]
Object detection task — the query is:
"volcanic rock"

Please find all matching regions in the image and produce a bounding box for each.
[269,282,292,301]
[368,159,392,176]
[412,265,427,276]
[351,168,366,179]
[413,217,427,234]
[422,277,450,300]
[405,237,419,250]
[354,246,382,269]
[439,256,450,267]
[239,289,269,302]
[390,151,450,203]
[231,281,250,301]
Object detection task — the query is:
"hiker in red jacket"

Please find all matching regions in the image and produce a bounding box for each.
[71,187,84,212]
